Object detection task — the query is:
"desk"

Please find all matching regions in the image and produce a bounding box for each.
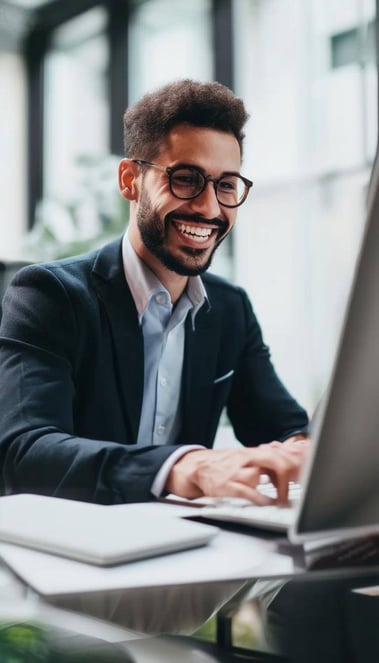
[0,504,378,662]
[0,516,295,661]
[0,502,293,597]
[0,523,295,635]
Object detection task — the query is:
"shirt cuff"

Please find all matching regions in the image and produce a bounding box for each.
[151,445,205,498]
[282,430,309,442]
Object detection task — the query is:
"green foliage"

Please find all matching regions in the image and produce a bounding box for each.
[193,611,261,650]
[0,622,49,662]
[24,155,129,261]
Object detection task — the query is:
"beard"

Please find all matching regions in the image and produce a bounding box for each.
[136,187,229,277]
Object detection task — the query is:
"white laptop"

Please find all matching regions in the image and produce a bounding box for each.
[0,493,218,565]
[174,480,301,534]
[176,154,379,545]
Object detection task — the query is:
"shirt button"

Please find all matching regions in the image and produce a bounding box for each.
[160,377,167,387]
[156,294,166,304]
[157,424,166,435]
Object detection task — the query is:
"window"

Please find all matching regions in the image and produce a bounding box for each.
[331,28,360,68]
[44,7,109,201]
[128,0,213,104]
[233,0,377,413]
[331,21,375,69]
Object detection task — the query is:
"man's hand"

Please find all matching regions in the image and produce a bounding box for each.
[268,435,311,464]
[165,441,309,505]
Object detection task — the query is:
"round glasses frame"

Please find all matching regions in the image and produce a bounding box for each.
[131,159,253,208]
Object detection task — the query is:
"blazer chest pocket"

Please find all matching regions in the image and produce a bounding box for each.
[213,369,234,385]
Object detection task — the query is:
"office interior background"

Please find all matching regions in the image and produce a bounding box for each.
[0,0,377,421]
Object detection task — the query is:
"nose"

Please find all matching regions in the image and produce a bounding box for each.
[187,180,221,219]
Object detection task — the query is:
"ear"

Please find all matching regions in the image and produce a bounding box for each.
[118,159,139,201]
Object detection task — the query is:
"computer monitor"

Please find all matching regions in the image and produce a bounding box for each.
[291,155,379,542]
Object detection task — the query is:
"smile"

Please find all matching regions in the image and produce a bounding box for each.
[173,221,215,243]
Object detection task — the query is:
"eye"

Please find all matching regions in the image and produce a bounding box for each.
[218,177,238,193]
[171,169,202,190]
[174,174,197,185]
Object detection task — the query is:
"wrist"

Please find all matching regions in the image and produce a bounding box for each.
[165,449,205,498]
[284,434,309,444]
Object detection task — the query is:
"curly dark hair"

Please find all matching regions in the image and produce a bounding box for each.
[123,79,249,160]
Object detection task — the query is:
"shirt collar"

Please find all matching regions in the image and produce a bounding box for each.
[122,232,209,325]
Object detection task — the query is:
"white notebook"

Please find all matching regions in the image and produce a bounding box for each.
[0,494,218,566]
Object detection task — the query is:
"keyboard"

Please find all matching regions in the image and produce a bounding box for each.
[194,482,302,533]
[305,535,379,570]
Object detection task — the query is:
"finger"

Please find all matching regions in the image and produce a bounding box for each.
[244,445,300,478]
[234,465,262,487]
[265,473,290,504]
[247,448,301,503]
[208,464,277,504]
[220,480,276,506]
[203,465,272,503]
[230,466,282,504]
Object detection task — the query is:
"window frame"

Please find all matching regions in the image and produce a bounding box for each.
[22,0,238,228]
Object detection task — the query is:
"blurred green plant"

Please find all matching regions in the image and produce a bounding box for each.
[193,606,263,651]
[24,155,129,261]
[0,621,49,662]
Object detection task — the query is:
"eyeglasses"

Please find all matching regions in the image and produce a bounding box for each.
[131,159,253,208]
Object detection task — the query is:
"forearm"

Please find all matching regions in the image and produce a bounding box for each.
[0,426,182,504]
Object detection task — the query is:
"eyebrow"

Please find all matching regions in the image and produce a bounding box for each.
[170,163,243,178]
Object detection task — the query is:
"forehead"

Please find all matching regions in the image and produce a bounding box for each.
[156,123,241,173]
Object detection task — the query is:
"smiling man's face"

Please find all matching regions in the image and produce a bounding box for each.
[128,123,241,277]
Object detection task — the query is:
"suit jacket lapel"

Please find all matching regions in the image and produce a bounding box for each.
[91,239,144,442]
[181,302,221,445]
[90,239,223,446]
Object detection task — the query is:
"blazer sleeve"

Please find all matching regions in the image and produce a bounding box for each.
[0,265,182,504]
[226,287,309,445]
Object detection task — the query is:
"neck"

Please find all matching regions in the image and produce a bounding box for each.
[159,271,188,304]
[129,230,188,304]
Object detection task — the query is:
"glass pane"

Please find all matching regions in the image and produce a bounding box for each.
[331,28,359,68]
[35,6,115,256]
[43,7,109,203]
[234,0,377,413]
[128,0,212,104]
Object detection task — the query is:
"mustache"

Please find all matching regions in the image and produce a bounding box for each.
[166,211,227,230]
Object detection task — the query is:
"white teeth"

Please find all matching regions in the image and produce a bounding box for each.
[176,223,213,242]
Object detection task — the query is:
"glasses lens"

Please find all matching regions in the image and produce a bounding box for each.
[216,175,247,207]
[170,168,204,199]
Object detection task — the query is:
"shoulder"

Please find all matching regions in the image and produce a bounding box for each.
[1,238,124,333]
[201,271,250,307]
[15,237,123,292]
[200,272,261,337]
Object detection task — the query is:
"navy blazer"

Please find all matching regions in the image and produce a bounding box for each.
[0,238,308,503]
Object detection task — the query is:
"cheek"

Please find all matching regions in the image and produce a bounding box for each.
[149,190,176,219]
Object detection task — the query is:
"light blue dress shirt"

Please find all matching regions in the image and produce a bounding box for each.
[122,233,208,494]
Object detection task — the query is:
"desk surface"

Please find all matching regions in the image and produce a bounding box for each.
[0,501,378,641]
[0,502,297,597]
[1,501,378,596]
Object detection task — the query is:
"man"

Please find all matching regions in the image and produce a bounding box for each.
[0,79,309,504]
